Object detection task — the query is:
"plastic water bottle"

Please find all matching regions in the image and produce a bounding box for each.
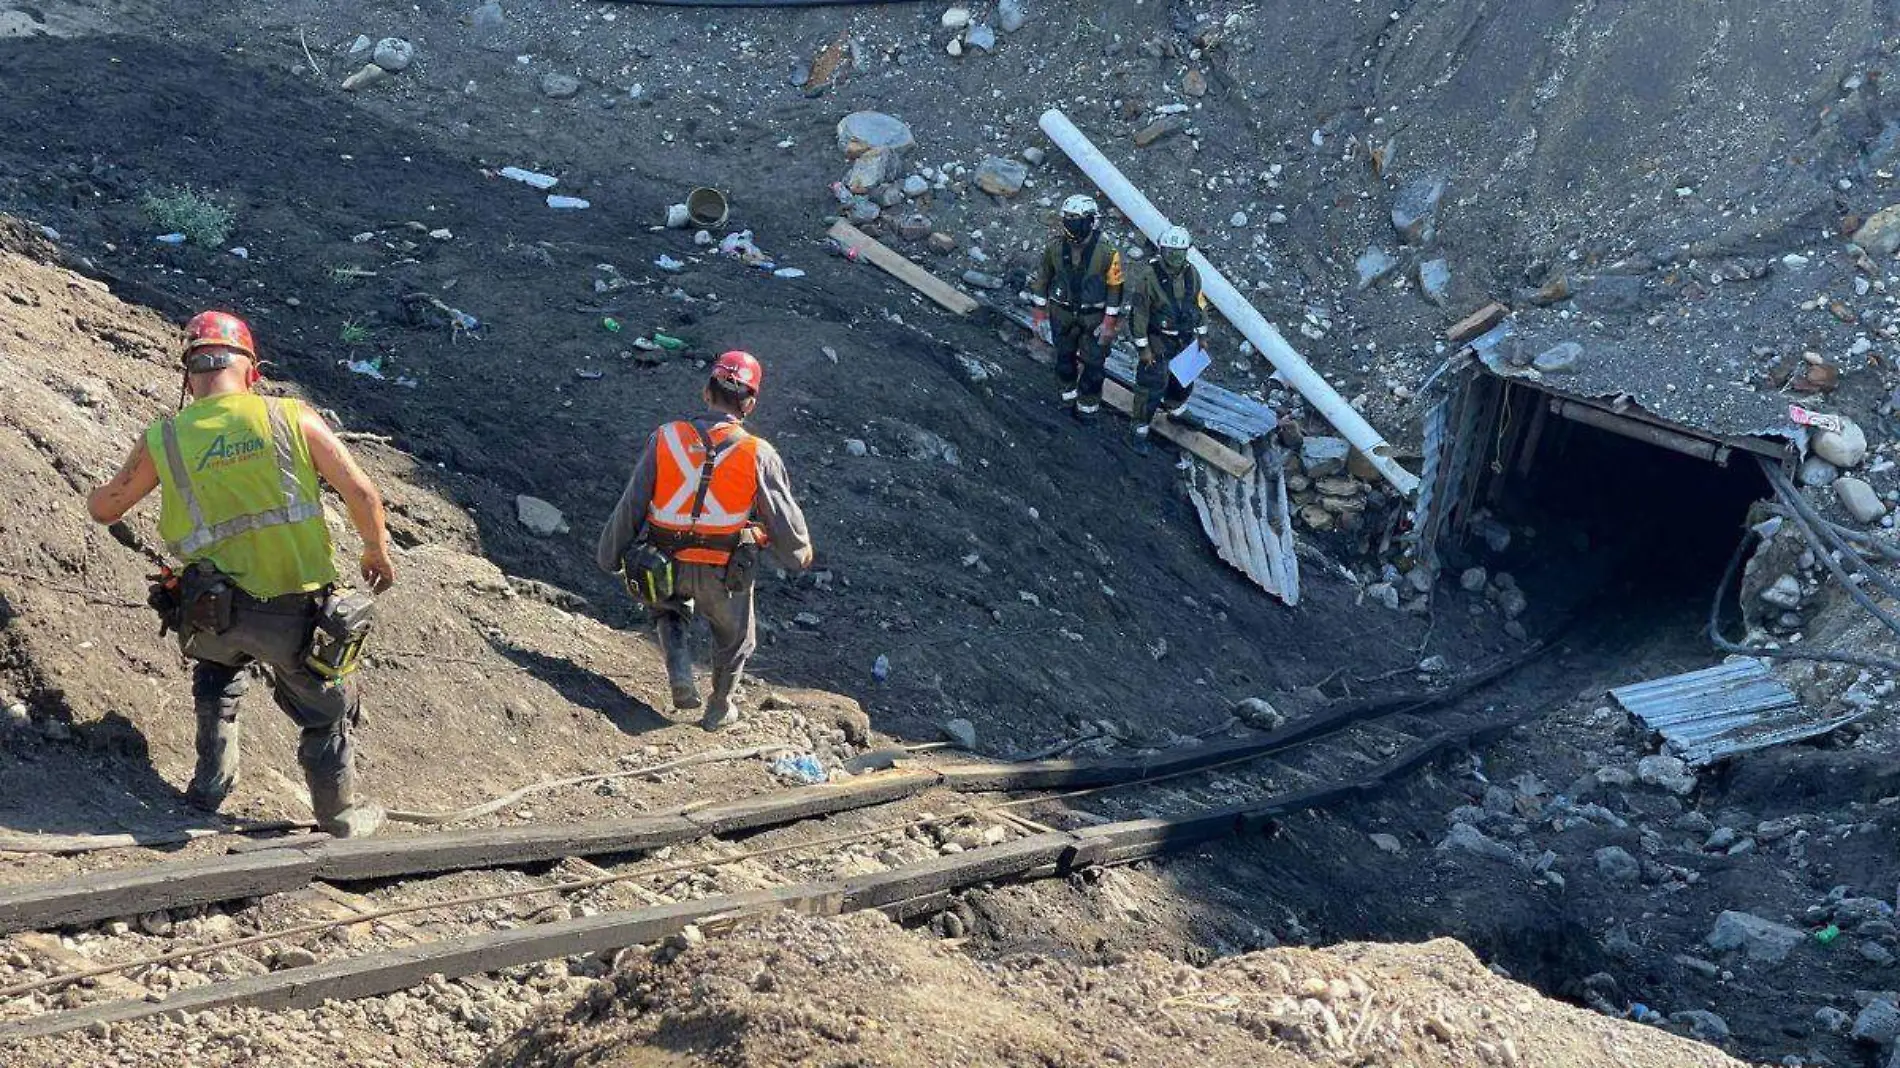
[872,654,890,682]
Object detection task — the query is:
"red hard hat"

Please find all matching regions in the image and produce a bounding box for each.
[182,311,256,371]
[711,350,763,396]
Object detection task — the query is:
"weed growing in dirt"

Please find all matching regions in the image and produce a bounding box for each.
[339,320,374,346]
[139,188,234,247]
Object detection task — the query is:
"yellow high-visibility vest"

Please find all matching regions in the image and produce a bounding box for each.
[146,393,336,600]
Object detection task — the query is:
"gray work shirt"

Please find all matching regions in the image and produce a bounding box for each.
[596,412,813,574]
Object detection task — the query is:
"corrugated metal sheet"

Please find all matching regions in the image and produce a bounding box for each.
[1610,660,1860,766]
[1185,447,1299,605]
[1105,348,1279,442]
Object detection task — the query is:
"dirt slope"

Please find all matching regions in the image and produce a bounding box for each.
[488,910,1741,1068]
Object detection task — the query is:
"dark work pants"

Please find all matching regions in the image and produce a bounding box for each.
[182,594,359,830]
[1133,334,1196,424]
[653,561,755,709]
[1052,309,1108,407]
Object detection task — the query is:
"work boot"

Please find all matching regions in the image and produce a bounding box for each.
[1060,387,1081,404]
[1132,424,1153,456]
[700,675,741,731]
[185,712,240,811]
[659,617,701,710]
[307,769,384,838]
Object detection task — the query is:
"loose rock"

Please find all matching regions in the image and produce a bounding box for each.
[974,157,1028,196]
[1669,1010,1730,1042]
[515,495,569,536]
[1707,910,1805,963]
[1533,342,1582,374]
[1355,247,1399,289]
[964,23,997,52]
[941,718,978,749]
[539,73,581,99]
[1837,477,1888,523]
[1813,418,1869,468]
[1301,436,1351,478]
[1636,754,1696,796]
[1594,846,1640,883]
[1132,116,1184,148]
[838,112,915,158]
[1855,999,1900,1045]
[1800,454,1842,488]
[1437,822,1519,866]
[1853,205,1900,257]
[371,37,415,73]
[1391,176,1448,244]
[1459,567,1488,593]
[1234,697,1284,731]
[940,6,971,29]
[997,0,1027,32]
[1418,258,1452,306]
[1759,574,1803,609]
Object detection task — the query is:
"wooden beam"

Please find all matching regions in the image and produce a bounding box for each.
[1100,380,1255,478]
[681,770,942,837]
[0,885,846,1040]
[838,833,1073,911]
[1447,301,1509,344]
[826,220,979,315]
[312,815,702,883]
[0,852,316,936]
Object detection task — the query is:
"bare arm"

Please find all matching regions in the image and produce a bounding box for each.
[301,407,396,591]
[87,440,160,524]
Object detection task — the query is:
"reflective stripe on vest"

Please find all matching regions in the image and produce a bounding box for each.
[157,399,324,558]
[647,420,761,538]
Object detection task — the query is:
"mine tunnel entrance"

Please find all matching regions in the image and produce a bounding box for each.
[1422,374,1783,633]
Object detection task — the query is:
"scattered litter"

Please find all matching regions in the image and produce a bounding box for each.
[546,195,591,210]
[499,166,559,190]
[601,317,622,333]
[652,333,687,351]
[351,231,376,244]
[717,230,776,270]
[773,267,807,279]
[575,369,604,380]
[155,233,186,245]
[769,753,828,785]
[343,358,419,388]
[664,203,691,228]
[403,293,482,337]
[428,228,452,241]
[228,247,249,259]
[872,653,891,682]
[655,255,685,273]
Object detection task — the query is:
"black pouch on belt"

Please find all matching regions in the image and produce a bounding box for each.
[305,588,377,681]
[178,565,236,638]
[723,528,762,593]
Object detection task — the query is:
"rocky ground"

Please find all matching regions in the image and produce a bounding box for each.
[7,0,1900,1065]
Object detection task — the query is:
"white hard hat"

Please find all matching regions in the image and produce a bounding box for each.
[1060,194,1100,218]
[1156,225,1192,251]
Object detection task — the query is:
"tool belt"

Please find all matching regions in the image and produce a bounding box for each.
[305,587,377,681]
[626,527,764,603]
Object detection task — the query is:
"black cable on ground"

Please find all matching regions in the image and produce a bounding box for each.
[1708,528,1900,673]
[1758,457,1900,644]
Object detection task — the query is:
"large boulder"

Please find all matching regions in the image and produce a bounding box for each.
[1706,910,1804,963]
[837,112,915,158]
[1813,418,1869,468]
[1636,754,1696,796]
[515,495,569,536]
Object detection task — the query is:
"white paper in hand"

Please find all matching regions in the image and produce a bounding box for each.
[1169,340,1211,387]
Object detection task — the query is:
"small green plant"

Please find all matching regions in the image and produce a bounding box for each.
[339,319,374,346]
[140,187,235,248]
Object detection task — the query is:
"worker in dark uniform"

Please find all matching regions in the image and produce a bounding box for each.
[1127,225,1210,453]
[1029,195,1124,419]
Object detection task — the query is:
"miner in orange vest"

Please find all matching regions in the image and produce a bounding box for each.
[596,351,814,731]
[86,311,394,838]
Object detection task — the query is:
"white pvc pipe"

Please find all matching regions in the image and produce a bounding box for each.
[1039,109,1421,497]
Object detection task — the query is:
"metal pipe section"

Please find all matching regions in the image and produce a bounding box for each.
[1038,108,1421,496]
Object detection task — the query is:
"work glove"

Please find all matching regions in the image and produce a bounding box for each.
[1095,314,1120,344]
[1030,307,1051,344]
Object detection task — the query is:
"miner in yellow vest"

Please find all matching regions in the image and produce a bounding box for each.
[86,311,395,838]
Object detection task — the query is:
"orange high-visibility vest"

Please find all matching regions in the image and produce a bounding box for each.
[646,420,762,565]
